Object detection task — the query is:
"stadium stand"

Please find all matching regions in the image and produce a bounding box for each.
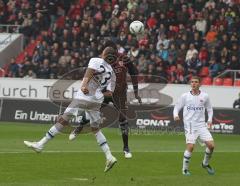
[0,0,239,84]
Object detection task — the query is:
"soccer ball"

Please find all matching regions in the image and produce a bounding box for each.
[129,20,144,35]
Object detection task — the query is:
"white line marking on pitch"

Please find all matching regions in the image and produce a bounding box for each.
[0,150,240,154]
[71,178,88,181]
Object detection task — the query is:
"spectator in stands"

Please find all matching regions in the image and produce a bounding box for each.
[24,69,36,78]
[0,0,5,23]
[230,43,239,58]
[185,53,202,76]
[147,12,157,30]
[59,49,72,64]
[20,13,33,43]
[220,47,230,61]
[219,34,231,49]
[157,44,169,62]
[185,43,198,61]
[195,15,207,36]
[209,58,220,77]
[156,34,170,51]
[228,55,240,70]
[139,0,148,16]
[38,59,50,79]
[192,32,203,51]
[208,47,220,61]
[8,58,19,77]
[137,54,148,74]
[205,25,218,46]
[175,63,186,84]
[168,43,177,65]
[22,60,34,75]
[177,4,189,25]
[146,64,157,82]
[205,0,216,9]
[49,63,58,79]
[219,57,229,72]
[127,0,138,12]
[177,43,187,61]
[198,45,208,65]
[47,0,59,27]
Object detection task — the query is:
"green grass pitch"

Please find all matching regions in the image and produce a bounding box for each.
[0,122,240,186]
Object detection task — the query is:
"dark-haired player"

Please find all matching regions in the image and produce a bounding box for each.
[24,47,117,172]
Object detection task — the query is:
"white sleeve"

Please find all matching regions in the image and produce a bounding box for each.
[106,71,116,92]
[205,95,213,122]
[185,50,191,61]
[173,94,185,118]
[88,58,99,71]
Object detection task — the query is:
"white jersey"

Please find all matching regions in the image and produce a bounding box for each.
[75,57,116,102]
[173,91,213,129]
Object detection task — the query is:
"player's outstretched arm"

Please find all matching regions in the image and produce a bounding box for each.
[125,57,142,103]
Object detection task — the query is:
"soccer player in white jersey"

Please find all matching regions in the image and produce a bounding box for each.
[173,76,215,176]
[24,47,117,172]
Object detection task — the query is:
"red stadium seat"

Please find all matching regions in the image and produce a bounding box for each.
[223,78,233,86]
[201,77,212,85]
[15,52,25,64]
[234,80,240,86]
[199,67,209,77]
[213,78,223,86]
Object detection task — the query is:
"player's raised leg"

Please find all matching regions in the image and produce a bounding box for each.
[24,100,80,152]
[24,115,68,152]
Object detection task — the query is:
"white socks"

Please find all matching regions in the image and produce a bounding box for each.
[36,124,113,161]
[95,130,112,160]
[38,123,64,147]
[203,147,213,166]
[183,150,192,171]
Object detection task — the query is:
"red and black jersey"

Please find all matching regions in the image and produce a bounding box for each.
[112,53,138,95]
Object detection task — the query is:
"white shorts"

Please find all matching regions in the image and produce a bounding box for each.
[184,127,213,144]
[64,98,102,127]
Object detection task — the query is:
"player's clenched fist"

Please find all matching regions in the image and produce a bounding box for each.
[174,116,180,121]
[207,121,212,129]
[81,86,89,94]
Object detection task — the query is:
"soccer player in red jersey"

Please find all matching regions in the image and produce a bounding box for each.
[106,41,142,158]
